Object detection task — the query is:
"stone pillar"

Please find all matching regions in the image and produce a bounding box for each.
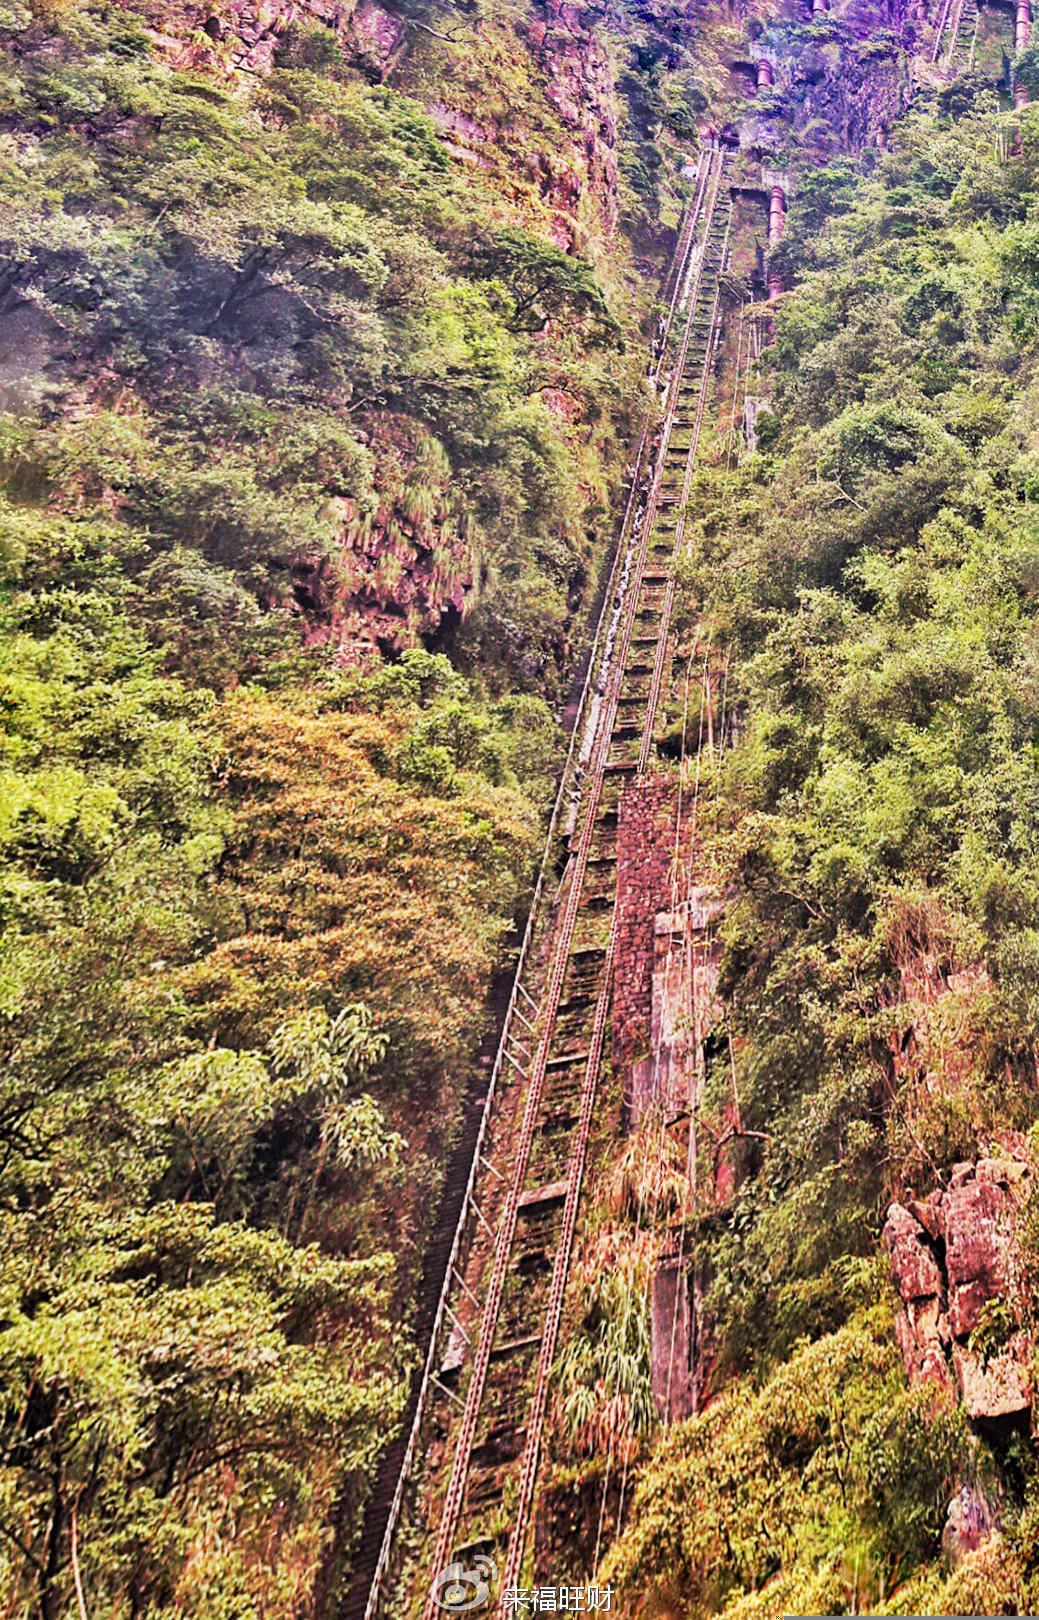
[756,56,774,88]
[812,0,828,14]
[643,912,696,1121]
[1016,0,1030,53]
[614,777,725,1126]
[651,1256,696,1421]
[614,778,687,1120]
[636,891,724,1124]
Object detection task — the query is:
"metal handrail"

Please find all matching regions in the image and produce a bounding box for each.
[500,149,735,1595]
[356,151,712,1615]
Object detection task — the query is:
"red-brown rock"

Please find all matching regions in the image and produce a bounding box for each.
[884,1202,943,1301]
[883,1158,1033,1425]
[952,1338,1032,1422]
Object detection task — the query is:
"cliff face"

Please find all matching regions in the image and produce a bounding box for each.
[751,0,917,157]
[0,0,661,685]
[885,1160,1035,1425]
[2,0,937,672]
[134,0,408,79]
[712,1,917,177]
[139,0,623,255]
[525,0,620,246]
[279,0,633,667]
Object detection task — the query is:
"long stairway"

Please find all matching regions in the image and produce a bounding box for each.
[350,142,734,1620]
[932,0,978,69]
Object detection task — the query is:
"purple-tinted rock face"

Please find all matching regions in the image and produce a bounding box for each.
[140,0,407,80]
[883,1159,1034,1423]
[349,0,407,73]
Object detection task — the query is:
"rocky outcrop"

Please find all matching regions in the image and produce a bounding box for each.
[525,0,619,246]
[944,1162,1018,1338]
[291,508,472,661]
[738,5,917,164]
[942,1480,999,1567]
[884,1157,1033,1425]
[423,0,621,252]
[139,0,407,80]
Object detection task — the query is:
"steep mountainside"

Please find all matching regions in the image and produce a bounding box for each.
[0,0,699,1609]
[5,0,1039,1613]
[566,19,1039,1620]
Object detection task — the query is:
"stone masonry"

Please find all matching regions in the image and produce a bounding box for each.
[614,774,725,1423]
[613,776,688,1113]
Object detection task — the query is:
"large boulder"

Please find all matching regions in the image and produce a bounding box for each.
[883,1201,951,1390]
[942,1163,1011,1337]
[952,1335,1033,1423]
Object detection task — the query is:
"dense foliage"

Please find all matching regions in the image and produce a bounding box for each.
[694,92,1039,1359]
[597,89,1039,1616]
[0,0,663,1606]
[604,1306,973,1616]
[11,0,1039,1605]
[0,588,553,1612]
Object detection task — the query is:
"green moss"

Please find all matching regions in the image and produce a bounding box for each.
[602,1309,972,1616]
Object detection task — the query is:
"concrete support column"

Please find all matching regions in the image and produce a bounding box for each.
[768,183,785,244]
[767,183,785,301]
[1017,0,1031,53]
[756,56,774,87]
